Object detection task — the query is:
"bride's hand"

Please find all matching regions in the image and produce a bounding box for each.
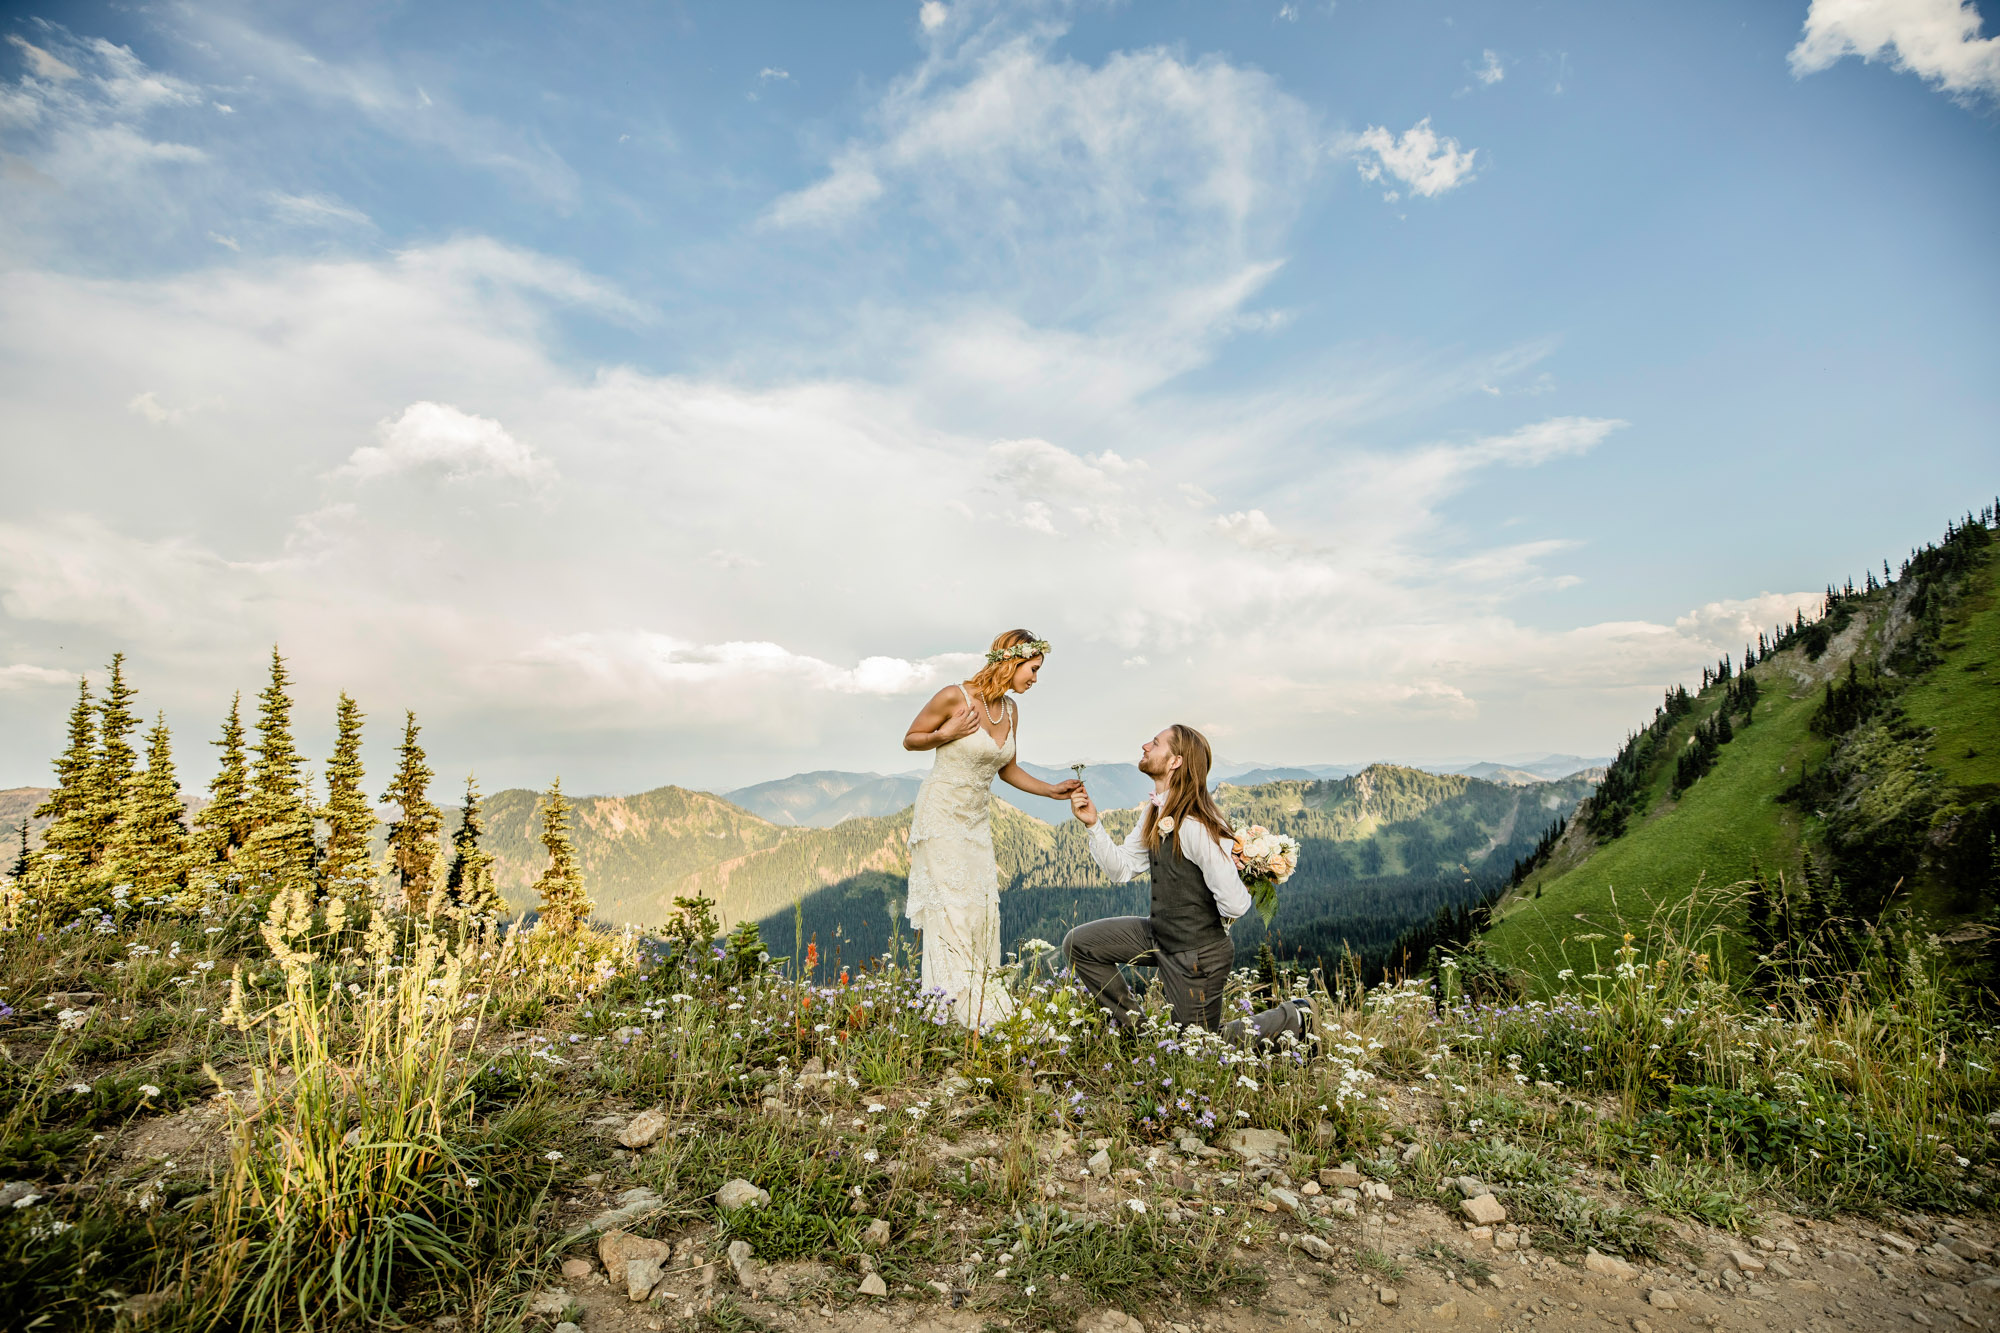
[1049,779,1082,797]
[935,700,981,743]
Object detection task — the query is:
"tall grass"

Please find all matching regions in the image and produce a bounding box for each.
[0,877,1992,1330]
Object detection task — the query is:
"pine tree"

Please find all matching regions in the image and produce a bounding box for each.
[115,714,191,902]
[446,773,502,917]
[381,711,442,910]
[318,692,377,924]
[239,648,316,891]
[90,653,142,878]
[193,693,253,874]
[9,820,29,884]
[531,779,591,933]
[29,678,101,906]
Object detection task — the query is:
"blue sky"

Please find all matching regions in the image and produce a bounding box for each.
[0,0,1995,795]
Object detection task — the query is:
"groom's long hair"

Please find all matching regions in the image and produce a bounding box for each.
[1144,724,1236,854]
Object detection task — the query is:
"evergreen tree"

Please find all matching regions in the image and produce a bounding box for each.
[29,678,101,905]
[318,693,377,922]
[193,693,254,873]
[381,711,442,909]
[239,648,316,890]
[446,773,502,917]
[9,820,29,884]
[115,714,191,901]
[530,779,592,933]
[90,653,142,874]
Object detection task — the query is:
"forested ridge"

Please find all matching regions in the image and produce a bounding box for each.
[1487,501,2000,992]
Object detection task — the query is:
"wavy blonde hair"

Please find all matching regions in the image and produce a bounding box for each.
[1143,724,1236,852]
[968,628,1041,704]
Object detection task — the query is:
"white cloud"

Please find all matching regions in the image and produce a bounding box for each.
[1791,0,2000,100]
[1347,117,1480,199]
[175,9,580,200]
[0,239,1779,788]
[269,192,374,229]
[920,3,951,34]
[759,67,791,82]
[762,157,885,228]
[7,36,79,83]
[0,26,204,256]
[337,402,556,485]
[0,664,73,691]
[761,28,1317,329]
[1474,50,1506,86]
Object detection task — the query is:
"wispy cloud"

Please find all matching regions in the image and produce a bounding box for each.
[175,9,581,201]
[269,192,373,229]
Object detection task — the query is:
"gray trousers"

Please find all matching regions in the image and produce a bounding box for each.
[1061,916,1304,1048]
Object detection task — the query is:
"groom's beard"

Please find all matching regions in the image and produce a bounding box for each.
[1137,755,1168,780]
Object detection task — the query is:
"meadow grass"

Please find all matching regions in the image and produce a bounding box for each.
[1483,661,1825,984]
[1900,549,2000,793]
[0,884,1992,1331]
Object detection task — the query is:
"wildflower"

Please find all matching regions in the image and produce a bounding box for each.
[1126,1199,1146,1214]
[465,1177,481,1188]
[138,1084,161,1099]
[867,1103,887,1114]
[545,1150,564,1162]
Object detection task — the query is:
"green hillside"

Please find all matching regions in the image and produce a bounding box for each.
[1485,507,2000,987]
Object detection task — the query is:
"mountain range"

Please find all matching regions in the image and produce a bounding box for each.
[717,753,1605,828]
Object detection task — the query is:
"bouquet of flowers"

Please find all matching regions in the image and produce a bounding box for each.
[1234,824,1300,927]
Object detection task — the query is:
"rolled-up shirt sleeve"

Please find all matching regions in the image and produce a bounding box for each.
[1178,821,1253,924]
[1086,816,1150,883]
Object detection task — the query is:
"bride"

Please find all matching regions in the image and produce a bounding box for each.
[902,629,1080,1026]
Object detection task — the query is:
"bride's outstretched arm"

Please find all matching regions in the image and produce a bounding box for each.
[996,760,1080,799]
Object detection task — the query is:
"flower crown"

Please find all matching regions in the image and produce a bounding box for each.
[985,639,1051,665]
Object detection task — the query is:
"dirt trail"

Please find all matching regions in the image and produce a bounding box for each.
[528,1191,2000,1333]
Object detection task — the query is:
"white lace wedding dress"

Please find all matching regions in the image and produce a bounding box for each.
[906,686,1015,1028]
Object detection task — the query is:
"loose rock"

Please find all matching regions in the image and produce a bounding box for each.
[1087,1148,1113,1177]
[561,1258,593,1281]
[1647,1290,1679,1310]
[1225,1128,1292,1162]
[858,1272,889,1298]
[1428,1299,1458,1321]
[1319,1165,1363,1190]
[1728,1249,1766,1274]
[716,1179,771,1212]
[1078,1311,1145,1333]
[1584,1249,1638,1280]
[727,1239,759,1290]
[1296,1234,1336,1261]
[628,1256,665,1302]
[862,1218,892,1248]
[1461,1194,1507,1225]
[619,1108,670,1150]
[599,1230,673,1275]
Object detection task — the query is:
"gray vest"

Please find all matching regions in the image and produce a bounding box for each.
[1147,827,1230,954]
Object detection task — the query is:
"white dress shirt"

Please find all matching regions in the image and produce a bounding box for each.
[1085,795,1252,925]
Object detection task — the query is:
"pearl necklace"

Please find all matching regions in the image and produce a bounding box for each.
[980,693,1005,726]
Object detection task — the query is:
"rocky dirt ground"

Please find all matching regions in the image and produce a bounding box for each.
[496,1113,2000,1333]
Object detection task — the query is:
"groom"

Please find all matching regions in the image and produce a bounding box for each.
[1064,723,1310,1049]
